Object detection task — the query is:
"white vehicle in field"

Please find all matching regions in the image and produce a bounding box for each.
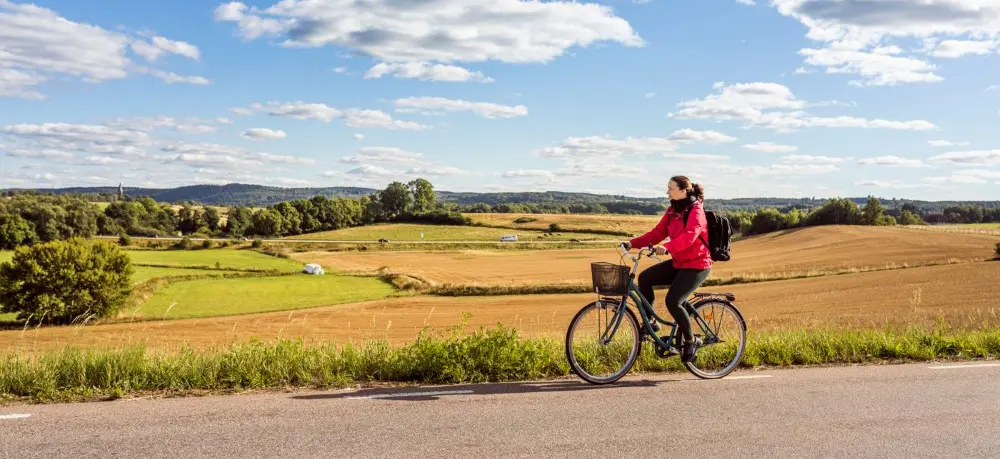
[302,263,325,275]
[500,234,519,242]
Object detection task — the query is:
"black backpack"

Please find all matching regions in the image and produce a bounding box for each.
[679,206,733,262]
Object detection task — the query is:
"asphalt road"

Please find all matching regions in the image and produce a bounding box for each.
[3,361,1000,458]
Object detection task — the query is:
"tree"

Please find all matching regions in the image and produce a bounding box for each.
[177,204,205,234]
[898,210,924,226]
[204,207,221,232]
[748,208,786,235]
[861,196,886,226]
[225,206,253,237]
[0,238,134,325]
[0,213,36,249]
[379,182,413,220]
[808,198,860,226]
[251,208,284,237]
[408,178,436,213]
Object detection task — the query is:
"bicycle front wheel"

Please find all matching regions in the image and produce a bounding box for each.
[685,299,747,379]
[565,299,642,385]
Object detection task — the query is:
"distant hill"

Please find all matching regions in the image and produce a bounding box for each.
[6,183,998,212]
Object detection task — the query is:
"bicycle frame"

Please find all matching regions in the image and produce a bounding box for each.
[600,245,720,352]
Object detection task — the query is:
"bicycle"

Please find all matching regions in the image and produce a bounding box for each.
[565,243,748,384]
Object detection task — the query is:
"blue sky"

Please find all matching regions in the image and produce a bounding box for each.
[1,0,999,200]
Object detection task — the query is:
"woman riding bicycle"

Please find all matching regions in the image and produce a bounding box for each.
[621,175,712,363]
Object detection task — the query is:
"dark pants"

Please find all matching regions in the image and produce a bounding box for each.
[637,260,711,343]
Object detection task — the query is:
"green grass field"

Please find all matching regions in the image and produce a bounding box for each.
[131,274,396,319]
[126,248,303,272]
[285,223,607,242]
[131,266,239,284]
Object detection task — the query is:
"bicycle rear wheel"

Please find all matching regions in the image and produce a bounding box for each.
[684,299,747,379]
[565,299,641,385]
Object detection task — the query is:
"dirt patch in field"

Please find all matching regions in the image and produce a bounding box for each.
[291,226,998,286]
[3,261,997,352]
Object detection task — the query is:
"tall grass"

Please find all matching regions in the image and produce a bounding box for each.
[3,323,1000,403]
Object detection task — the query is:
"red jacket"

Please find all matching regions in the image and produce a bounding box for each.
[629,199,712,270]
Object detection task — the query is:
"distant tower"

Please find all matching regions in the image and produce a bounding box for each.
[118,182,124,200]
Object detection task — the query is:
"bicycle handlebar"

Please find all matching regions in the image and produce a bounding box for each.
[618,242,663,262]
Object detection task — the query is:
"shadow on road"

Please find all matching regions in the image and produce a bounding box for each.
[290,377,684,402]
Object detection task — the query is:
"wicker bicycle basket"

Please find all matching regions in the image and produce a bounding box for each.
[590,262,631,295]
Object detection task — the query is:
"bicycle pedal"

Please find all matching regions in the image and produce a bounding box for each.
[654,340,680,358]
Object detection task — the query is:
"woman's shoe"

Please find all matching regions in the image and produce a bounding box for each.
[681,337,703,363]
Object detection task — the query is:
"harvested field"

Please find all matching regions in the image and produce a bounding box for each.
[3,261,997,352]
[284,223,602,242]
[904,224,1000,236]
[464,213,660,236]
[292,226,999,286]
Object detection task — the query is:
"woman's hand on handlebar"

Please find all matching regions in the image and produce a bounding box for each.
[653,245,667,256]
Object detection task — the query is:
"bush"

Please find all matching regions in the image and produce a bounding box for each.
[201,239,214,250]
[513,217,537,224]
[172,236,193,250]
[995,242,1000,260]
[548,223,563,233]
[117,234,132,246]
[0,238,134,325]
[251,239,263,249]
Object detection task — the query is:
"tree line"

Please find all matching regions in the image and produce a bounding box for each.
[0,179,466,247]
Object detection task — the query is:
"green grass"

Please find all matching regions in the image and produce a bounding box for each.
[284,223,606,242]
[3,323,1000,403]
[126,248,302,272]
[132,274,396,319]
[131,267,240,284]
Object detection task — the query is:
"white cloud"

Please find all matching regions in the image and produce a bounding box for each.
[394,97,527,119]
[669,82,937,132]
[536,129,736,158]
[929,149,1000,165]
[365,62,493,83]
[174,125,217,135]
[644,92,657,98]
[932,39,998,58]
[718,163,840,176]
[928,140,970,147]
[131,36,201,62]
[352,133,365,140]
[780,154,846,164]
[405,166,472,176]
[340,146,425,165]
[501,169,556,180]
[0,1,208,98]
[798,43,943,87]
[857,156,928,167]
[141,69,212,85]
[236,101,431,130]
[345,164,401,177]
[231,107,255,116]
[81,155,129,166]
[241,128,287,140]
[213,0,643,68]
[737,0,756,5]
[333,66,347,74]
[923,174,988,185]
[743,142,798,153]
[2,122,152,145]
[772,0,1000,86]
[0,68,45,99]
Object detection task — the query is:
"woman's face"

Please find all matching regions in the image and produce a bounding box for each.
[667,180,687,201]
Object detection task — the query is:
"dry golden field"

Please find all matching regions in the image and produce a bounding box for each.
[290,226,998,286]
[464,212,660,235]
[2,260,997,353]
